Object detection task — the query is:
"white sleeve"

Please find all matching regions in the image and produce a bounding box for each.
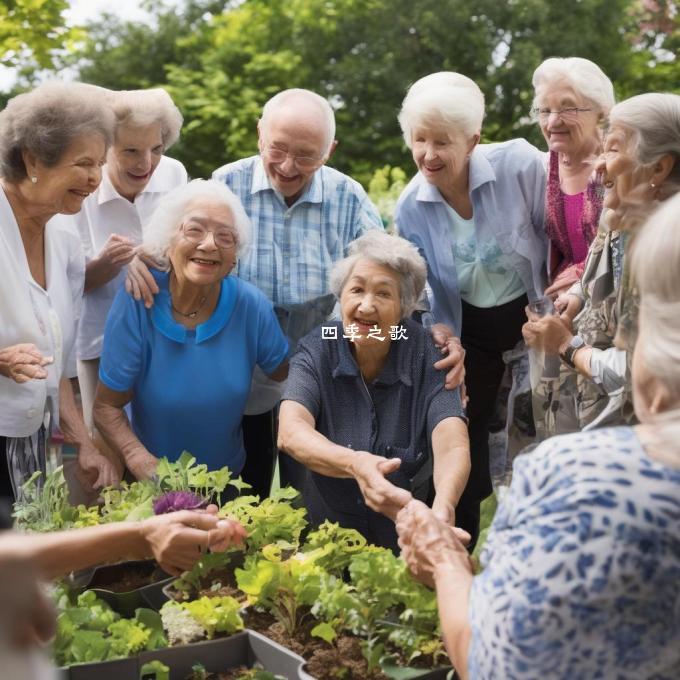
[589,347,627,394]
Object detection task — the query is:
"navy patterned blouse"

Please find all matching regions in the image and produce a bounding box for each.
[469,427,680,679]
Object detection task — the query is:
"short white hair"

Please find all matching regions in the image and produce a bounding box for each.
[143,179,251,266]
[260,88,336,154]
[111,88,183,150]
[398,72,485,148]
[329,231,426,318]
[531,57,615,119]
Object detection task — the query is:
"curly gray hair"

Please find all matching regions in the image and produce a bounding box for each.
[330,231,427,318]
[143,179,251,267]
[111,88,183,149]
[0,81,115,182]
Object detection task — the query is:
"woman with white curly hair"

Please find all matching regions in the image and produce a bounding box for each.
[93,179,288,482]
[73,88,188,454]
[278,230,470,551]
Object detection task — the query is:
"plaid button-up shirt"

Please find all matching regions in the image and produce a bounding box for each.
[213,156,382,310]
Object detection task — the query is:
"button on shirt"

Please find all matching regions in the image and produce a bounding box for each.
[282,318,465,546]
[72,156,187,360]
[396,139,547,335]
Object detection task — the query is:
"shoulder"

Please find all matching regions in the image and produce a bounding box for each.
[480,138,545,170]
[212,156,257,183]
[157,155,188,183]
[318,165,369,200]
[233,276,274,310]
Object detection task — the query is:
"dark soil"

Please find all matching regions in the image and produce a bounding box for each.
[90,562,168,593]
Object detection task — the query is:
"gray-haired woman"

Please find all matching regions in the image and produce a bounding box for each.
[93,179,288,482]
[0,82,118,500]
[278,230,470,552]
[73,88,187,449]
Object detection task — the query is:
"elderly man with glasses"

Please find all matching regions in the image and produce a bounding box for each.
[212,89,384,495]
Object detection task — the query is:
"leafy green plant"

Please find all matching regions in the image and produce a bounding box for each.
[13,467,100,532]
[220,487,307,553]
[140,660,170,680]
[235,548,325,637]
[160,595,244,643]
[302,520,372,575]
[53,587,166,666]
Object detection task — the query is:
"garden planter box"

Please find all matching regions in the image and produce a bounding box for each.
[299,660,453,680]
[83,559,173,617]
[59,657,138,680]
[139,630,306,680]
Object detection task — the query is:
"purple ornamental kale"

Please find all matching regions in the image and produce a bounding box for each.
[153,490,208,515]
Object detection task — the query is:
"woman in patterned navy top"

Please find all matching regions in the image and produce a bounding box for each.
[396,194,680,679]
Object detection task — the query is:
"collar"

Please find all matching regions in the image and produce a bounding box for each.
[414,145,496,203]
[250,156,323,206]
[332,321,413,387]
[97,158,174,205]
[151,271,238,344]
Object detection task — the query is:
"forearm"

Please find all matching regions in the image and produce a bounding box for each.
[432,445,470,512]
[58,377,91,448]
[0,523,149,579]
[93,398,150,464]
[84,257,121,293]
[434,561,474,680]
[278,414,359,478]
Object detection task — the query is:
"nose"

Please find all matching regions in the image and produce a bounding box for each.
[424,143,438,160]
[136,150,152,172]
[358,294,376,312]
[89,165,102,186]
[547,111,564,125]
[278,154,296,175]
[197,230,218,250]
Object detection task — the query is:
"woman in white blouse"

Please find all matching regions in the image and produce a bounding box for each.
[73,88,187,446]
[0,82,119,500]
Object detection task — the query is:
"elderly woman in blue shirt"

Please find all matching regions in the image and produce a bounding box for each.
[93,179,288,480]
[278,231,469,552]
[395,72,547,545]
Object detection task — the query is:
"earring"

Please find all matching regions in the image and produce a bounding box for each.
[650,182,656,189]
[31,176,37,184]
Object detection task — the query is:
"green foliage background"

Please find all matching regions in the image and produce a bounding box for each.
[2,0,678,185]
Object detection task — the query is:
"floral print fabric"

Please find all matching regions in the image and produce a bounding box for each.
[468,427,680,679]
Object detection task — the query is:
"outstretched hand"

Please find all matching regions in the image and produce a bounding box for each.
[351,452,412,520]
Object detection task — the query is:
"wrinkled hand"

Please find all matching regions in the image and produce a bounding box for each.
[125,449,160,480]
[522,313,573,356]
[351,452,412,520]
[554,293,582,324]
[76,443,121,490]
[430,323,466,395]
[125,252,160,309]
[544,266,581,299]
[396,500,473,588]
[208,517,248,552]
[0,344,53,383]
[98,234,135,270]
[140,511,221,575]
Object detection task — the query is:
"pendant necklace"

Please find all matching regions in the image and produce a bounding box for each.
[171,295,207,319]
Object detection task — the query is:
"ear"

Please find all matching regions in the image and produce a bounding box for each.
[467,134,480,155]
[21,149,38,178]
[651,152,676,187]
[326,139,338,161]
[256,120,265,151]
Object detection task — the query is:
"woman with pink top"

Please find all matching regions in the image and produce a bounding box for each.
[531,57,615,297]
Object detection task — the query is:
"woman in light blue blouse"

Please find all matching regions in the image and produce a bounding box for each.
[395,72,547,546]
[396,194,680,679]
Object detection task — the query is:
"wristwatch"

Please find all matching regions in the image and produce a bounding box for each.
[560,335,586,368]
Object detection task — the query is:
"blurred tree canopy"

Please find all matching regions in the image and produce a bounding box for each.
[20,0,680,182]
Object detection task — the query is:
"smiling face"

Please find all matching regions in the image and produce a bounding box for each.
[596,124,652,214]
[168,198,238,288]
[340,258,403,347]
[27,133,107,216]
[106,121,164,201]
[535,81,601,158]
[411,123,477,194]
[257,106,329,204]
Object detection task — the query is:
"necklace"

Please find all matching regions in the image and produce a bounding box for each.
[171,295,207,319]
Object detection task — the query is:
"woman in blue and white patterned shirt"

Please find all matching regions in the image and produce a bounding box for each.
[396,193,680,679]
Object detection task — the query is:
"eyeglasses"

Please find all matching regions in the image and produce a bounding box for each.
[532,107,593,122]
[181,223,237,250]
[263,145,325,170]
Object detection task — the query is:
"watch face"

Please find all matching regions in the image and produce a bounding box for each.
[571,335,585,349]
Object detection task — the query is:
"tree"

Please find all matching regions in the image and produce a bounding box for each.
[0,0,75,70]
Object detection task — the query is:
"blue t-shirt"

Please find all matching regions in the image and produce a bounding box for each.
[99,271,288,473]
